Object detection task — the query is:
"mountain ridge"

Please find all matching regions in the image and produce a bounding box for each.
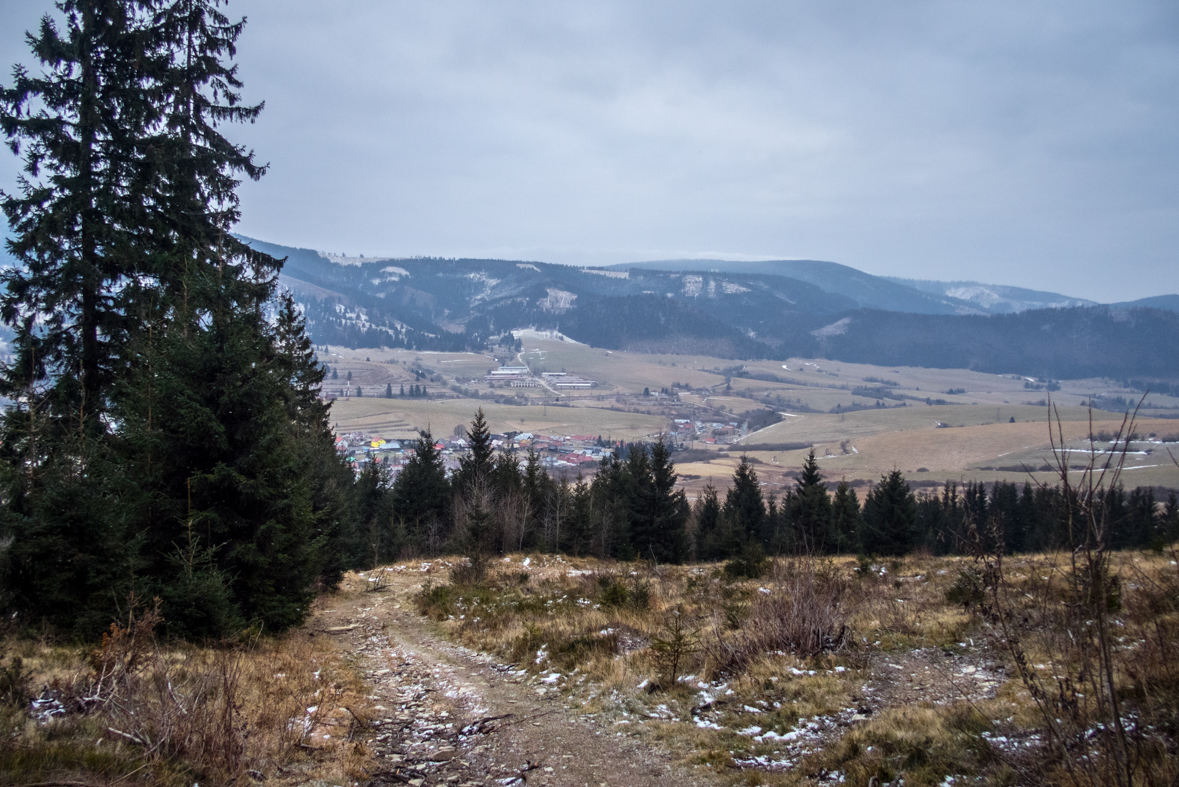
[232,235,1179,385]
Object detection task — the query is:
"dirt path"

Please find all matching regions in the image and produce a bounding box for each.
[312,576,719,787]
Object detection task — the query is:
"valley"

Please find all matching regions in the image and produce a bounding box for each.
[322,338,1179,494]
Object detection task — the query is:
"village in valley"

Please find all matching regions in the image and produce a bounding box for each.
[333,358,744,477]
[319,335,1179,494]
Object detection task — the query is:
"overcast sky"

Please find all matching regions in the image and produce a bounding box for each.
[2,1,1177,301]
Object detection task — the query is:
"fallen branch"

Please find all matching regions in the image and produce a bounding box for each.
[318,625,360,635]
[460,713,514,735]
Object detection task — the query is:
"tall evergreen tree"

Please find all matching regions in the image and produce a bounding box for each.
[629,438,688,563]
[0,0,353,635]
[722,456,764,555]
[0,1,167,631]
[454,407,494,493]
[860,470,917,556]
[391,429,450,553]
[793,449,834,553]
[831,480,861,554]
[693,482,722,560]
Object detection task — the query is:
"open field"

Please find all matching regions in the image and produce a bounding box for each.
[518,341,727,392]
[330,396,669,442]
[320,342,1179,492]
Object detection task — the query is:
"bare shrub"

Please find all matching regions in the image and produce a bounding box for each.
[704,557,850,677]
[968,400,1179,787]
[72,600,251,781]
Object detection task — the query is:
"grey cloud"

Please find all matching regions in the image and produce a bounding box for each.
[1,0,1176,300]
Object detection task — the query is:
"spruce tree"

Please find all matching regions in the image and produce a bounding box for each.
[391,429,450,553]
[793,449,834,553]
[831,480,861,554]
[693,482,722,560]
[355,462,396,568]
[455,408,494,492]
[0,0,164,631]
[0,0,355,636]
[860,470,917,556]
[1,0,159,424]
[629,438,687,563]
[723,456,764,552]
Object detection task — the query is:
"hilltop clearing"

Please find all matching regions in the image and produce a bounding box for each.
[299,548,1179,787]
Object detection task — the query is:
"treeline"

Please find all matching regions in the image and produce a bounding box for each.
[689,452,1178,561]
[348,415,1179,574]
[346,410,691,565]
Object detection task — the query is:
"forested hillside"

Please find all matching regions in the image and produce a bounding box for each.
[244,237,1179,386]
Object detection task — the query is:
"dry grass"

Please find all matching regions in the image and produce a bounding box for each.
[408,547,1178,786]
[0,599,374,787]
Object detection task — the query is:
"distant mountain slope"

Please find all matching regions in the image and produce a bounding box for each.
[611,258,982,315]
[1107,294,1179,313]
[814,307,1179,380]
[238,236,846,355]
[885,277,1096,313]
[234,236,1179,384]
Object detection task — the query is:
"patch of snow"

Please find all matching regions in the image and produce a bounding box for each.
[581,268,628,278]
[812,317,852,338]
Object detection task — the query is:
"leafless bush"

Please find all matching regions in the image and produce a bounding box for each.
[704,557,850,677]
[72,599,252,782]
[968,400,1178,787]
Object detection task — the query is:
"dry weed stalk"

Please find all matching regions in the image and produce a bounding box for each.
[78,598,253,782]
[967,400,1178,787]
[12,597,352,785]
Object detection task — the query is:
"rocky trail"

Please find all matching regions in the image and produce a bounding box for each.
[310,577,717,787]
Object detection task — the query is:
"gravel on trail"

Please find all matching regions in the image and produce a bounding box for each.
[311,579,719,787]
